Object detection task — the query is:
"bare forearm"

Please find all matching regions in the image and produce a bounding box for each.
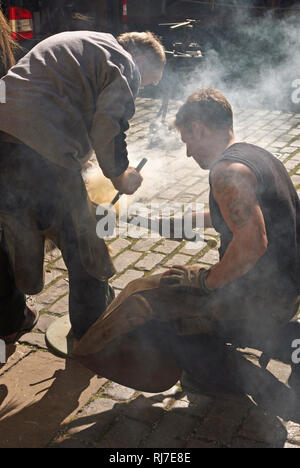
[206,238,265,290]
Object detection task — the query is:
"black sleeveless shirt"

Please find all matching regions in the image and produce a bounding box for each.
[209,143,300,298]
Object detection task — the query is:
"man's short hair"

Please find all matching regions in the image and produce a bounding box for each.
[175,88,233,131]
[117,31,166,69]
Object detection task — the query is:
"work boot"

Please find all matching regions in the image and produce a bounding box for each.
[180,368,244,396]
[0,306,39,344]
[176,334,245,396]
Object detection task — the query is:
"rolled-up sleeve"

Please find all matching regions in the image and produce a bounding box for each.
[90,70,136,179]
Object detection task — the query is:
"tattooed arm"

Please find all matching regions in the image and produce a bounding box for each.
[206,160,268,290]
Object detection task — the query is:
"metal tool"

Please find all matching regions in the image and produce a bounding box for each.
[120,213,216,246]
[110,158,148,207]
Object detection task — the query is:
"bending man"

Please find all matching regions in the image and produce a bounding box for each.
[0,30,166,343]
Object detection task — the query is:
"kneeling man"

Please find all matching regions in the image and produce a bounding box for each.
[73,88,300,396]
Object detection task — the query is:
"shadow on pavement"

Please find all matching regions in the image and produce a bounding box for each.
[50,390,289,449]
[0,347,298,448]
[50,355,299,449]
[0,357,96,448]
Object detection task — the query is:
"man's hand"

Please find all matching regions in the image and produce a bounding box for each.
[111,167,143,195]
[160,265,212,295]
[157,216,195,241]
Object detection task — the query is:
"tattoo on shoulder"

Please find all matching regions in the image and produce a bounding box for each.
[227,196,252,227]
[212,167,254,227]
[212,169,238,198]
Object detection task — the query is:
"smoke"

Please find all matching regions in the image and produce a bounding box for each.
[84,5,300,218]
[158,6,300,113]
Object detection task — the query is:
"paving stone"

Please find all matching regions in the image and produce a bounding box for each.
[135,253,165,271]
[118,394,166,426]
[109,238,132,256]
[26,295,44,313]
[285,160,300,171]
[292,175,300,187]
[150,266,169,276]
[140,385,180,402]
[292,152,300,161]
[286,422,300,445]
[181,176,204,187]
[184,183,208,195]
[48,295,69,315]
[111,269,144,289]
[199,249,220,264]
[284,442,300,449]
[102,381,136,401]
[36,287,61,309]
[194,399,250,446]
[144,412,197,448]
[51,257,67,271]
[19,332,48,349]
[179,393,214,418]
[159,187,185,199]
[97,415,150,448]
[126,225,152,239]
[113,251,142,273]
[44,268,63,286]
[284,146,299,154]
[154,239,181,254]
[34,314,56,333]
[205,227,219,237]
[36,280,69,310]
[266,359,291,384]
[44,247,61,263]
[131,238,160,252]
[196,192,210,204]
[0,345,32,376]
[289,139,300,147]
[62,397,118,443]
[164,253,191,267]
[179,241,206,255]
[238,407,288,446]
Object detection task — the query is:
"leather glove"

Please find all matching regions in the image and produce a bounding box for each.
[160,265,213,296]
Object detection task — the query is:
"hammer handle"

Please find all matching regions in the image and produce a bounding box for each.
[110,158,148,206]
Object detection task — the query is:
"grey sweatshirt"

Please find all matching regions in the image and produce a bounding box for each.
[0,31,141,178]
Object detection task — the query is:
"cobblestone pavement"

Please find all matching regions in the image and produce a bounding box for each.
[1,98,300,448]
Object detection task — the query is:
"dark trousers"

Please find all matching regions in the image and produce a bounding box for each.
[0,142,114,340]
[0,230,26,336]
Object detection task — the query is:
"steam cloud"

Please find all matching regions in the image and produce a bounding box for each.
[159,6,300,113]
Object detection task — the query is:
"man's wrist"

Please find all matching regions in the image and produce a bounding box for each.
[198,268,214,295]
[204,269,215,292]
